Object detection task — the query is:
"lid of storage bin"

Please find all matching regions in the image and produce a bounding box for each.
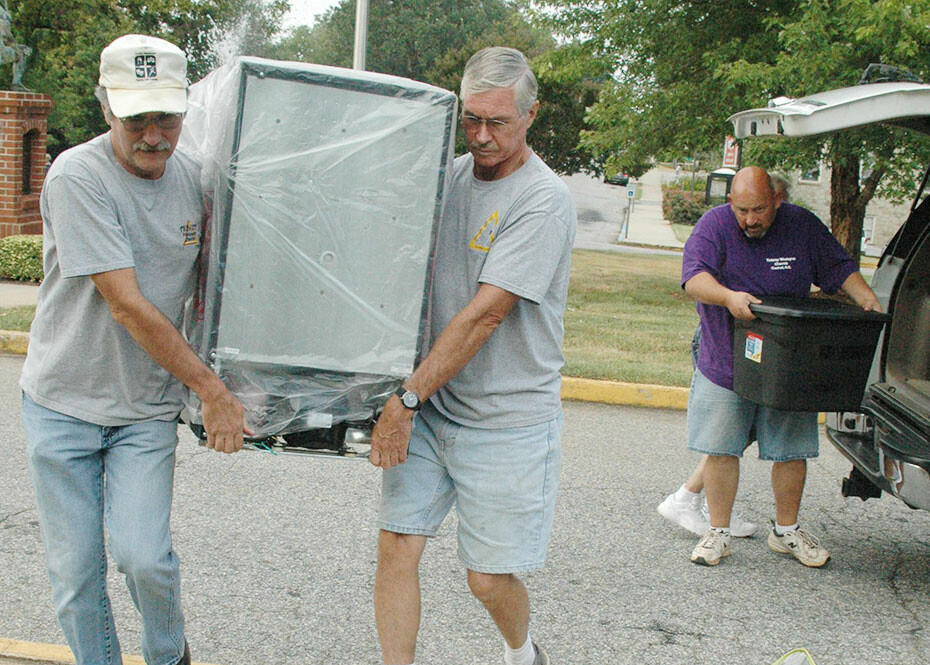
[749,296,890,322]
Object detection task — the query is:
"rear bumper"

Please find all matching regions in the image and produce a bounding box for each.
[826,407,930,511]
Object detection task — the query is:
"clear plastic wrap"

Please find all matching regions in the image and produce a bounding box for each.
[178,57,457,440]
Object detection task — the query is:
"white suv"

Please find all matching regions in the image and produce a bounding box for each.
[729,77,930,510]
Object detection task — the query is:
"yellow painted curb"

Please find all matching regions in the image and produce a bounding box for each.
[0,330,822,420]
[0,638,220,665]
[0,330,28,355]
[562,376,689,410]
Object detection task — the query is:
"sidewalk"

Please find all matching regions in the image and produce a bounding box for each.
[620,165,684,250]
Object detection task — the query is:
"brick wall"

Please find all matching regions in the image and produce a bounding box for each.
[0,91,53,239]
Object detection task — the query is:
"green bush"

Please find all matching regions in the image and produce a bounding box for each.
[679,176,707,192]
[662,188,711,226]
[670,193,711,225]
[0,234,44,282]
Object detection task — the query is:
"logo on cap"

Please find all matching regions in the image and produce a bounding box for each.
[135,54,158,80]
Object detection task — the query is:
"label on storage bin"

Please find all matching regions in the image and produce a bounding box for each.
[744,333,763,363]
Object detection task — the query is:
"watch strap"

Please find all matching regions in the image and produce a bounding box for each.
[394,385,422,411]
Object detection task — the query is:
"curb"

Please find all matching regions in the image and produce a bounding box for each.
[0,639,220,665]
[0,330,28,355]
[561,376,688,410]
[616,240,684,253]
[0,330,691,411]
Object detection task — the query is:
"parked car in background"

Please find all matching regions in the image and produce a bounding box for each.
[604,170,630,186]
[729,75,930,511]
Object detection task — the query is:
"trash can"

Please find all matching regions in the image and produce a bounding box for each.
[733,296,889,411]
[705,168,735,206]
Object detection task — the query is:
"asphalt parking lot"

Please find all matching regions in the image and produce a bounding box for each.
[2,353,930,665]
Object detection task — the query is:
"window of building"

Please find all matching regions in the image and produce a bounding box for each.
[799,164,821,183]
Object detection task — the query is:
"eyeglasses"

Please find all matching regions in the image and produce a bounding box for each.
[118,113,184,133]
[462,113,512,133]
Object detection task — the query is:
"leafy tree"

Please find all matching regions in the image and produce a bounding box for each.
[539,0,930,261]
[535,1,796,159]
[272,0,540,81]
[270,0,606,174]
[4,0,287,155]
[722,0,930,260]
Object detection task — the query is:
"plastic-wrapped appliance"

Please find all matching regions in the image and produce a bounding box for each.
[178,57,457,455]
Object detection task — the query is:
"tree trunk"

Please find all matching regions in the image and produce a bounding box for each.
[829,150,867,264]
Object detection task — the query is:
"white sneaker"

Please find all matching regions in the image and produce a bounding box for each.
[659,492,758,538]
[691,529,731,566]
[728,510,758,538]
[768,527,831,567]
[698,498,757,538]
[532,643,550,665]
[658,492,707,535]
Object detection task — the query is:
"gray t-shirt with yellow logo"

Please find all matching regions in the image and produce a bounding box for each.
[21,132,204,426]
[428,152,576,428]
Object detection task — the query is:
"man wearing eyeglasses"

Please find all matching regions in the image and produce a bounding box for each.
[371,47,576,665]
[20,34,249,665]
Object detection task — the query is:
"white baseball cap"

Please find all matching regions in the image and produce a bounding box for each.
[99,34,188,118]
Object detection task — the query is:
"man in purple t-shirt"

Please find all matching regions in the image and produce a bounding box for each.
[681,166,880,568]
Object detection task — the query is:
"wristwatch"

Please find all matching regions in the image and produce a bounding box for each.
[394,385,422,411]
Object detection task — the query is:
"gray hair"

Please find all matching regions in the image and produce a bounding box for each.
[460,47,538,115]
[769,172,790,201]
[94,85,113,120]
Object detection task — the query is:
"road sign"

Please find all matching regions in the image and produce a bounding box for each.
[626,187,635,198]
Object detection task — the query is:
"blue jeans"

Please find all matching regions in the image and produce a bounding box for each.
[21,394,186,665]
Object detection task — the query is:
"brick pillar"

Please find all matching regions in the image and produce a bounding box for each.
[0,91,53,239]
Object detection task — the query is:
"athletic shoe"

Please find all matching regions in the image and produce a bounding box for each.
[659,492,757,538]
[690,529,731,566]
[727,508,758,538]
[699,500,758,538]
[767,527,831,567]
[532,642,550,665]
[658,492,707,535]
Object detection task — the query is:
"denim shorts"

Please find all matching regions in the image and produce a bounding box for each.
[687,369,818,461]
[378,401,562,574]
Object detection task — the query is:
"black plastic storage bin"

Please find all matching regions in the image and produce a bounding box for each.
[733,296,889,412]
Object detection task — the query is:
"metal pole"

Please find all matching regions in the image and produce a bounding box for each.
[690,150,697,191]
[352,0,369,70]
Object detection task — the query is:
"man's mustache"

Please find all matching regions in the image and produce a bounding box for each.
[134,140,172,152]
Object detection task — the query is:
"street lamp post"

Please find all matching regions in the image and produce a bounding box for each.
[352,0,369,70]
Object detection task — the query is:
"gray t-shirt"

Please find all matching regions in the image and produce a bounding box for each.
[428,152,576,428]
[20,132,204,426]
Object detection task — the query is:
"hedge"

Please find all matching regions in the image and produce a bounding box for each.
[661,185,711,226]
[0,234,44,282]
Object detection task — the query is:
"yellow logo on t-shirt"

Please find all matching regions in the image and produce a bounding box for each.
[180,220,199,246]
[469,210,499,252]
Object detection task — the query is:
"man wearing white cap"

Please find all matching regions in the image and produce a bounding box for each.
[20,34,249,665]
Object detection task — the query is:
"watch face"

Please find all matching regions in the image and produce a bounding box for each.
[401,391,419,408]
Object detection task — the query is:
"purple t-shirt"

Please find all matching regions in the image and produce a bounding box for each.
[681,202,857,390]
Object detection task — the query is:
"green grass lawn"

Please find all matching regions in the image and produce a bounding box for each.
[0,305,35,332]
[0,250,699,387]
[671,223,695,245]
[564,249,696,387]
